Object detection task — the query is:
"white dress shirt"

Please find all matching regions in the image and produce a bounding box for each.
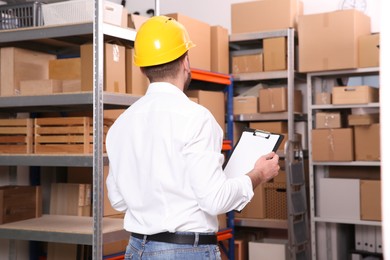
[106,82,254,234]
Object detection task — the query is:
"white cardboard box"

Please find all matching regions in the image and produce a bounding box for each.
[248,239,287,260]
[318,178,360,220]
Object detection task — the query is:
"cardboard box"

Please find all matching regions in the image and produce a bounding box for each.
[0,185,42,224]
[49,58,81,80]
[348,113,379,126]
[259,87,302,113]
[315,92,332,105]
[315,112,342,129]
[354,124,380,161]
[318,178,360,220]
[332,85,379,105]
[185,90,225,132]
[62,80,82,93]
[359,33,380,68]
[298,10,371,72]
[264,182,287,219]
[236,184,265,219]
[249,239,288,260]
[263,37,287,71]
[0,47,56,96]
[125,48,149,95]
[311,128,354,161]
[272,159,286,183]
[128,14,149,30]
[211,26,229,74]
[166,13,211,71]
[103,1,127,27]
[233,96,258,114]
[81,43,126,93]
[360,180,381,221]
[231,0,303,34]
[232,53,263,74]
[249,121,288,133]
[20,79,62,95]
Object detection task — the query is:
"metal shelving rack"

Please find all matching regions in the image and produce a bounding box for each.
[0,3,138,258]
[230,28,311,259]
[307,67,381,259]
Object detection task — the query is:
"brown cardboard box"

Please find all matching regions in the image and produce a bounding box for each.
[332,85,379,105]
[236,184,265,219]
[0,47,56,96]
[354,124,380,161]
[185,90,225,133]
[128,14,149,30]
[360,180,381,221]
[125,48,149,95]
[232,53,263,74]
[329,166,380,180]
[20,79,62,95]
[231,0,303,34]
[311,128,354,161]
[233,96,258,114]
[359,33,380,68]
[49,58,81,80]
[315,92,332,105]
[211,26,229,74]
[263,37,287,71]
[264,182,287,219]
[166,13,211,71]
[259,87,302,113]
[249,121,288,133]
[298,10,371,72]
[348,113,379,126]
[233,122,248,146]
[80,43,126,93]
[315,112,342,129]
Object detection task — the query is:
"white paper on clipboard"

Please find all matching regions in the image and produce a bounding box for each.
[224,128,284,179]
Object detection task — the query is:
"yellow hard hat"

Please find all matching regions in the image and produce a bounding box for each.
[133,15,195,67]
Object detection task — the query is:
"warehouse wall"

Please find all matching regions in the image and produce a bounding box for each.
[124,0,380,33]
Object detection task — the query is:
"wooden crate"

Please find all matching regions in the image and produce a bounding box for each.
[0,118,33,154]
[34,117,112,154]
[0,185,42,224]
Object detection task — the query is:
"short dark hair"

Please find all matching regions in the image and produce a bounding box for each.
[142,52,187,82]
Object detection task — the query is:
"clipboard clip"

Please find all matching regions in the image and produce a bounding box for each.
[253,129,271,139]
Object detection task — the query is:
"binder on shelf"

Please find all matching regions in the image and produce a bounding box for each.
[224,127,284,179]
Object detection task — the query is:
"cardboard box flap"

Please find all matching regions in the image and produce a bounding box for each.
[128,14,149,31]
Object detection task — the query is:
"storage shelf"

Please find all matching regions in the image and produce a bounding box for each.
[0,154,109,167]
[234,112,306,122]
[191,68,231,85]
[312,161,381,166]
[311,103,380,110]
[0,23,136,45]
[313,217,381,227]
[0,92,140,113]
[229,29,290,42]
[0,215,129,245]
[235,218,288,229]
[307,67,380,78]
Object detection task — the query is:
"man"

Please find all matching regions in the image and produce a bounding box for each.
[106,16,280,259]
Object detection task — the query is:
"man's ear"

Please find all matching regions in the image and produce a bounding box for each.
[183,54,191,72]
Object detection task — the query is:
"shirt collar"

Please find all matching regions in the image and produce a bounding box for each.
[146,82,187,99]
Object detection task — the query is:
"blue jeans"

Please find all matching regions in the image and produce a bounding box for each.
[125,232,222,260]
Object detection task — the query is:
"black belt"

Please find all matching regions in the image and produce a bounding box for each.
[131,232,217,245]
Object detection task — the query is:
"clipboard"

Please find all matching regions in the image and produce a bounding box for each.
[224,128,284,179]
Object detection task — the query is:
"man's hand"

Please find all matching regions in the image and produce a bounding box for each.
[246,152,280,189]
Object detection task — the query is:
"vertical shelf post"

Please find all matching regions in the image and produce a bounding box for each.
[93,0,104,258]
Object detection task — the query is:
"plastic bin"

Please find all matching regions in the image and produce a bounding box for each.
[0,1,43,30]
[41,0,93,26]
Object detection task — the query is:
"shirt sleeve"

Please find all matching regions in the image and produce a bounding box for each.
[183,110,254,215]
[106,154,128,212]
